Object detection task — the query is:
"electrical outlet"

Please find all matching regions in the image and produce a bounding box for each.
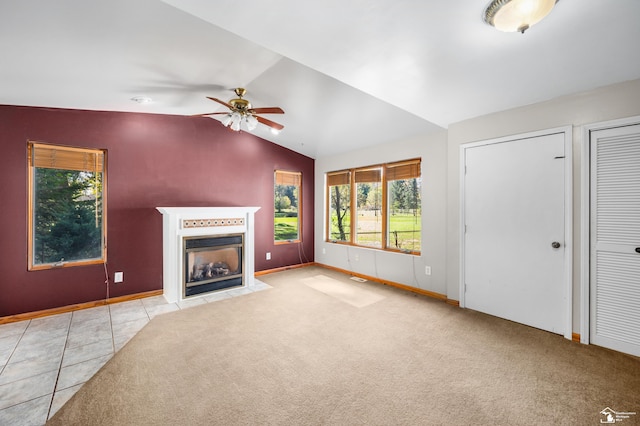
[114,272,124,283]
[425,266,431,276]
[266,252,271,260]
[322,248,326,254]
[355,254,359,261]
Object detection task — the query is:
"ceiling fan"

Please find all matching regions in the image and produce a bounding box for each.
[194,88,285,132]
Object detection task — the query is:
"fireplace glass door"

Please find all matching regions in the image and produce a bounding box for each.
[183,233,243,297]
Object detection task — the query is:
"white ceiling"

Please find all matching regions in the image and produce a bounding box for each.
[1,0,640,158]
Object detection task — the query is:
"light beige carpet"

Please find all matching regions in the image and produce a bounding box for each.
[48,266,640,425]
[301,274,385,308]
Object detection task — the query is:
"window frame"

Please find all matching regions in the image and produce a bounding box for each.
[325,158,421,255]
[354,166,383,248]
[27,141,108,270]
[385,160,422,254]
[326,170,352,243]
[274,170,302,244]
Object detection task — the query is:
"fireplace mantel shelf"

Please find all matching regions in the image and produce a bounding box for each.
[156,206,260,216]
[156,207,260,303]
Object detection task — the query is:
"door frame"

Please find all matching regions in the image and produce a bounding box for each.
[460,126,573,341]
[580,115,640,345]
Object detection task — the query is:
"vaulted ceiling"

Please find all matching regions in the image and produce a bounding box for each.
[2,0,640,158]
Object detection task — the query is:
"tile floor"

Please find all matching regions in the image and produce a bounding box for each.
[0,280,271,426]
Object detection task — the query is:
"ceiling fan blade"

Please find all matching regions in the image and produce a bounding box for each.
[191,112,228,117]
[206,97,233,109]
[256,115,284,131]
[249,107,284,115]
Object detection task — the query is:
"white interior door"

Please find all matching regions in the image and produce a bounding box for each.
[463,132,567,335]
[590,124,640,357]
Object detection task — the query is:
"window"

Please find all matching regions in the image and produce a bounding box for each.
[28,142,107,270]
[355,167,382,248]
[386,160,421,252]
[325,159,421,254]
[327,170,351,242]
[274,170,301,242]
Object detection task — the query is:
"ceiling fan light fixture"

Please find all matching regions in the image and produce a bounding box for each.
[221,113,233,127]
[224,111,242,131]
[246,114,258,131]
[483,0,557,33]
[199,87,284,133]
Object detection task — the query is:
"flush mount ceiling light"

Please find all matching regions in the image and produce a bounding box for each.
[130,95,153,104]
[484,0,557,33]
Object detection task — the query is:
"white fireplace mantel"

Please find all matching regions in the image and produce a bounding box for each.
[156,206,260,303]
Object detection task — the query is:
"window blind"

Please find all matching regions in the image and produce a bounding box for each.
[275,170,301,186]
[30,143,104,172]
[327,171,350,186]
[386,159,420,180]
[354,168,382,183]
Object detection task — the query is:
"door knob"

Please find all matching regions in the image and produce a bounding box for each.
[551,241,561,249]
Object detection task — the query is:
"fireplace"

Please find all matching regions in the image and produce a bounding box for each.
[156,207,260,303]
[184,234,243,297]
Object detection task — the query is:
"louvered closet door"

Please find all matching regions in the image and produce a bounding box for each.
[590,123,640,357]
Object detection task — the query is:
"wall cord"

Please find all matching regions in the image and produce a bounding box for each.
[103,262,110,301]
[297,241,311,265]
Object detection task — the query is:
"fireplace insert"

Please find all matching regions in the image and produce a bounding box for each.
[183,233,243,297]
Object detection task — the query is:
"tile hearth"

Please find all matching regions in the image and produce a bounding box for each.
[0,279,271,426]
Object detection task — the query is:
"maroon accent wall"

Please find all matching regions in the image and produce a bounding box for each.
[0,105,314,317]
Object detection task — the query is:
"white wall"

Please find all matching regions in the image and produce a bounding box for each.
[314,130,448,296]
[446,78,640,332]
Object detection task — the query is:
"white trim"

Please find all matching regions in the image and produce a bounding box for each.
[459,147,466,308]
[580,125,591,345]
[563,126,573,342]
[579,115,640,346]
[459,126,573,340]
